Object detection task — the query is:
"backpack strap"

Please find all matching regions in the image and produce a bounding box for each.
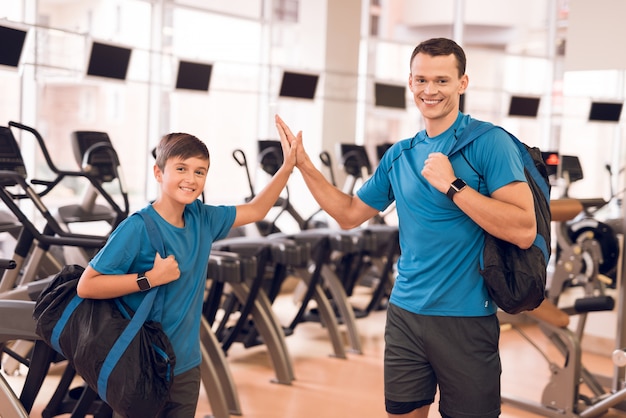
[137,211,167,323]
[97,210,166,402]
[448,119,496,157]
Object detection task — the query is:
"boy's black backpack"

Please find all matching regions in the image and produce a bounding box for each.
[449,119,551,314]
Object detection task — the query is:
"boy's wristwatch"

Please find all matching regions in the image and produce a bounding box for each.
[446,178,467,200]
[137,272,152,291]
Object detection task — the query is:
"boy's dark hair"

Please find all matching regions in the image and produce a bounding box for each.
[155,132,209,170]
[410,38,467,77]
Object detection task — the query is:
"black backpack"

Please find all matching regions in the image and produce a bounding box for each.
[448,119,551,314]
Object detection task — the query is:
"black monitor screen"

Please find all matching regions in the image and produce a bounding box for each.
[175,61,212,91]
[279,71,318,99]
[589,101,623,122]
[86,42,132,80]
[374,82,406,109]
[508,96,540,117]
[0,25,27,67]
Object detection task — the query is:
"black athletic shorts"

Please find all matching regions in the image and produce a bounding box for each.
[384,303,501,418]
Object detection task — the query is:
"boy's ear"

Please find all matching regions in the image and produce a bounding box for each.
[153,164,162,181]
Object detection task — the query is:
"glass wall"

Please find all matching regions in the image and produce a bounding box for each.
[1,0,624,228]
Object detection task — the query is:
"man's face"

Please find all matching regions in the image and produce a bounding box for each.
[408,53,468,125]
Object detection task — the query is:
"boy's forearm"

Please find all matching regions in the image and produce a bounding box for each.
[250,164,292,214]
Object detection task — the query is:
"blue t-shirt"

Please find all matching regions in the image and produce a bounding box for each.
[357,113,525,316]
[89,200,236,375]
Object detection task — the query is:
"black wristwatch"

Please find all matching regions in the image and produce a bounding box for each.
[136,272,152,291]
[446,178,467,200]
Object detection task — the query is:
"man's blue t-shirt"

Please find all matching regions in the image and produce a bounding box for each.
[357,113,526,317]
[89,200,236,375]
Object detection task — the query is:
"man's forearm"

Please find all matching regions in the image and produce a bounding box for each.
[298,159,361,229]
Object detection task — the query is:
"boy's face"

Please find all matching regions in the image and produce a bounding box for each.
[155,156,209,206]
[408,53,468,125]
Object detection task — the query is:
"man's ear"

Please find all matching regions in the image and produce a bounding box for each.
[459,74,469,95]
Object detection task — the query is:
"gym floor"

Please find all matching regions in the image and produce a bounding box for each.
[6,287,626,418]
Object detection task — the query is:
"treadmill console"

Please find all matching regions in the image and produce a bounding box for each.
[0,127,27,185]
[71,131,117,182]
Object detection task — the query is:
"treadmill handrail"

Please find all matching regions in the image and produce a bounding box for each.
[0,170,107,249]
[7,121,129,225]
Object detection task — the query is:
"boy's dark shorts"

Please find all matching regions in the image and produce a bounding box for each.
[384,303,501,418]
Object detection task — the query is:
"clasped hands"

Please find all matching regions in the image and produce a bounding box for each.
[275,115,307,170]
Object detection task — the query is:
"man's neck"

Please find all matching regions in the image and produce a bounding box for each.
[424,112,458,138]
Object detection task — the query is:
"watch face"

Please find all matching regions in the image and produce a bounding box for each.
[137,276,151,291]
[452,178,466,190]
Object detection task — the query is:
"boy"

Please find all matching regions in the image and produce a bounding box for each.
[77,127,296,417]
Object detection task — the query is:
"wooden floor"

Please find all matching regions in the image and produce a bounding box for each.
[6,291,626,418]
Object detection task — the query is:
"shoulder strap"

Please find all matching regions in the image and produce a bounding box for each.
[138,211,166,257]
[448,119,497,157]
[449,120,552,263]
[97,210,166,402]
[136,211,167,322]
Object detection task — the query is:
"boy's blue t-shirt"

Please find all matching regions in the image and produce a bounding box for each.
[89,200,236,375]
[357,113,526,316]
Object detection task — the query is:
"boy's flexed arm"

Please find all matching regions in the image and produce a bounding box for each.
[232,118,298,228]
[77,252,180,299]
[275,115,379,230]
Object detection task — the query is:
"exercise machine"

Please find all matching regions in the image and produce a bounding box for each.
[0,124,108,300]
[0,258,36,418]
[205,246,296,385]
[212,233,348,359]
[501,197,626,417]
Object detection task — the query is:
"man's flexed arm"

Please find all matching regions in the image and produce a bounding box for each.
[275,115,379,230]
[422,151,536,249]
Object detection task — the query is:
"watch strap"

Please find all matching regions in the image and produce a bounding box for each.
[446,178,467,200]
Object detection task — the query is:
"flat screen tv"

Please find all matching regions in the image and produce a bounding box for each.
[279,71,318,99]
[374,82,406,109]
[589,101,623,122]
[0,25,27,68]
[86,41,132,80]
[175,60,212,91]
[508,95,540,117]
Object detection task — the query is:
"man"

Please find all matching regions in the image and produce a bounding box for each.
[276,37,535,418]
